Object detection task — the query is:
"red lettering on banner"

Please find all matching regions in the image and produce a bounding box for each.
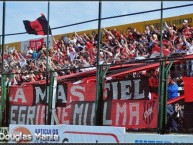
[111,100,158,128]
[9,85,34,106]
[67,81,96,103]
[29,38,44,50]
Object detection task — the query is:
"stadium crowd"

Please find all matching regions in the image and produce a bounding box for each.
[0,19,191,132]
[1,19,193,85]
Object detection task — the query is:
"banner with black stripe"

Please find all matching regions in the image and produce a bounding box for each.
[23,14,52,35]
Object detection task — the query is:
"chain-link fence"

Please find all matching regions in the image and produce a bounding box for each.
[1,1,193,134]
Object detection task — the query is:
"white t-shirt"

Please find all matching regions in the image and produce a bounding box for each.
[185,41,193,54]
[27,49,33,55]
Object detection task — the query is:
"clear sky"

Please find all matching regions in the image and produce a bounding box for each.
[0,1,193,44]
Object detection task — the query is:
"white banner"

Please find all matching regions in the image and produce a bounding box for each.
[58,125,125,143]
[20,36,52,54]
[8,124,125,143]
[125,133,193,143]
[8,124,60,143]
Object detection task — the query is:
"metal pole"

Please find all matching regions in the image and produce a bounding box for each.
[160,1,163,58]
[158,0,166,134]
[163,61,174,132]
[95,0,102,126]
[45,0,50,125]
[159,61,166,134]
[0,1,6,127]
[1,1,5,82]
[47,0,52,125]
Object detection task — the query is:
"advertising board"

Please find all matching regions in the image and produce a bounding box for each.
[125,133,193,143]
[8,124,125,143]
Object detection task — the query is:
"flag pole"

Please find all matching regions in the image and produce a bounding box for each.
[47,0,54,125]
[95,0,102,126]
[45,0,50,125]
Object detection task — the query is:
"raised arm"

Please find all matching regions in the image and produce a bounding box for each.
[53,37,57,44]
[75,32,81,39]
[100,48,113,56]
[84,33,90,41]
[165,22,169,28]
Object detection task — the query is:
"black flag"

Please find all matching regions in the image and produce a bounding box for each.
[23,14,52,35]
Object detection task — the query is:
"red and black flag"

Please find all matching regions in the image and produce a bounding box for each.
[23,14,52,35]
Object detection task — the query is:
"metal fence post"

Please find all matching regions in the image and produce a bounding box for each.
[158,0,165,133]
[95,0,102,126]
[0,1,6,127]
[45,0,51,125]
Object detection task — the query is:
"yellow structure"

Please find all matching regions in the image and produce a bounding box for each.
[55,13,193,40]
[3,42,21,53]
